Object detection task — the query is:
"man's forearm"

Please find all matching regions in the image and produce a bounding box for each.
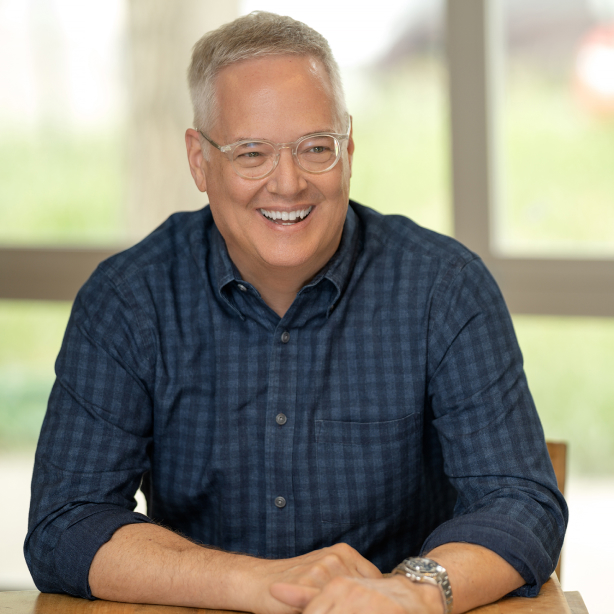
[89,524,382,614]
[426,542,525,614]
[89,523,257,611]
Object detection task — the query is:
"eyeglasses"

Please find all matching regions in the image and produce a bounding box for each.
[199,117,351,180]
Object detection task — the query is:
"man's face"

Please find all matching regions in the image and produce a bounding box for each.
[188,55,354,283]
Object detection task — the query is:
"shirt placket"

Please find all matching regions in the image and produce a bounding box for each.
[264,322,298,558]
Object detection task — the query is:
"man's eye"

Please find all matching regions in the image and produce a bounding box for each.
[234,143,271,159]
[299,137,335,157]
[233,143,273,167]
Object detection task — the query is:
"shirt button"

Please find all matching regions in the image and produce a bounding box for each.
[237,283,247,292]
[281,331,290,343]
[276,413,287,425]
[274,496,286,508]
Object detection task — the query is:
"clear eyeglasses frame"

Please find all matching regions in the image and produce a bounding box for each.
[198,117,351,180]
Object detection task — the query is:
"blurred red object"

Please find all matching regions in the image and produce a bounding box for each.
[573,23,614,116]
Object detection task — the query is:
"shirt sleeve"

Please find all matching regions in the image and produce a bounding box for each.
[421,257,568,597]
[24,266,156,598]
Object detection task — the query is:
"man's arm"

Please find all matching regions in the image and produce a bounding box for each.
[89,524,381,614]
[425,542,524,613]
[271,542,524,614]
[24,268,158,597]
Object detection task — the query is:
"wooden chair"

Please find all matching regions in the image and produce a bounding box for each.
[546,440,567,581]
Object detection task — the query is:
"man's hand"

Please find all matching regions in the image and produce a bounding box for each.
[270,543,528,614]
[247,543,382,614]
[270,575,443,614]
[90,525,380,614]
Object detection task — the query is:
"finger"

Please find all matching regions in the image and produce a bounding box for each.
[327,543,382,580]
[354,557,383,579]
[270,582,321,609]
[304,555,354,583]
[301,578,353,614]
[290,562,344,589]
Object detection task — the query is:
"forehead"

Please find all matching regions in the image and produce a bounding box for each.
[213,55,337,141]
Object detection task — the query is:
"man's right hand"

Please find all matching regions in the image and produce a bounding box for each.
[245,542,382,614]
[89,523,381,614]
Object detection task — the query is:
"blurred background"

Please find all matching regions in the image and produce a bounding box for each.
[1,0,613,612]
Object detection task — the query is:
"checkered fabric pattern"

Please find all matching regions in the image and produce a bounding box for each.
[25,202,567,599]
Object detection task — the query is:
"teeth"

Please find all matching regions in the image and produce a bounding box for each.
[260,206,312,222]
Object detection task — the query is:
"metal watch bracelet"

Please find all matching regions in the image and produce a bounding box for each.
[392,556,453,614]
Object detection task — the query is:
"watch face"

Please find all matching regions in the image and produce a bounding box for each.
[409,558,441,574]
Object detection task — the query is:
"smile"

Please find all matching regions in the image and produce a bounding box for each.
[259,206,313,225]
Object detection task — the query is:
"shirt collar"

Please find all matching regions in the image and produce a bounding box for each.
[297,202,361,316]
[208,202,361,319]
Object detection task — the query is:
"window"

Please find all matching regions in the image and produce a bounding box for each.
[499,0,614,258]
[240,0,451,234]
[0,0,126,246]
[447,0,614,317]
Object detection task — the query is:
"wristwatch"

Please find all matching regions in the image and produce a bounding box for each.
[392,556,453,614]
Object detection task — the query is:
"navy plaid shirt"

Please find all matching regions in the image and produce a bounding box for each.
[26,201,567,599]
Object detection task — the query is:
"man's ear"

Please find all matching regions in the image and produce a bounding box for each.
[185,129,208,193]
[346,115,355,178]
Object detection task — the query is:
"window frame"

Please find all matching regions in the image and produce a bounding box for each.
[447,0,614,317]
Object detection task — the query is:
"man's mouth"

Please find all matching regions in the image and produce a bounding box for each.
[259,206,313,226]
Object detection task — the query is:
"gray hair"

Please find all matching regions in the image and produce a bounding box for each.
[188,11,348,135]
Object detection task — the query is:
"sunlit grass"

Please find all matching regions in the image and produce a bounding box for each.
[0,302,70,449]
[500,67,614,256]
[513,316,614,475]
[348,59,452,236]
[0,129,125,246]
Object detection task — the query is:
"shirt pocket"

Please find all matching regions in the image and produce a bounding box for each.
[315,413,421,525]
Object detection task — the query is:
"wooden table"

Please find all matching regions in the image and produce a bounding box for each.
[0,575,587,614]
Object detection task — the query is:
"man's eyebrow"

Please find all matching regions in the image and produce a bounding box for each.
[301,128,337,137]
[231,129,338,143]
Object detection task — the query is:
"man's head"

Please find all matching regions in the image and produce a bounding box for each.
[185,13,354,297]
[188,11,347,135]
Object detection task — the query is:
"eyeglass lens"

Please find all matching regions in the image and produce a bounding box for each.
[232,135,340,178]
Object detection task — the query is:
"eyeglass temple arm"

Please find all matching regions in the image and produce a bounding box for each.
[343,115,352,137]
[198,130,223,151]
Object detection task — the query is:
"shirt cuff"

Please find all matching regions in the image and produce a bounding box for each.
[54,504,153,599]
[420,513,556,598]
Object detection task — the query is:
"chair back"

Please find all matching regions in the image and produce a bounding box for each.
[546,440,567,581]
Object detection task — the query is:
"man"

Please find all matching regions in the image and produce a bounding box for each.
[26,12,566,614]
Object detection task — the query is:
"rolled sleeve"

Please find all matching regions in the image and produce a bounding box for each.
[29,502,151,598]
[25,268,157,598]
[424,257,568,595]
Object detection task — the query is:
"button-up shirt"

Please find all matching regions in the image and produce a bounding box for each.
[25,201,567,599]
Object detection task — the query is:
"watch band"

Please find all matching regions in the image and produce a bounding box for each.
[392,556,453,614]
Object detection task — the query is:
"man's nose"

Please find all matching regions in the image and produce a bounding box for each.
[266,147,307,196]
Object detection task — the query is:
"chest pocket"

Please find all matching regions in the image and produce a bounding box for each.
[315,413,421,524]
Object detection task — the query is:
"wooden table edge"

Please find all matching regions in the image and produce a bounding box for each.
[0,575,579,613]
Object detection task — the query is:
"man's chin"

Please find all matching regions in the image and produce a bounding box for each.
[259,251,318,273]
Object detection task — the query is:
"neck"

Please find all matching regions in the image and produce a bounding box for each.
[227,249,336,319]
[235,261,315,318]
[253,278,303,319]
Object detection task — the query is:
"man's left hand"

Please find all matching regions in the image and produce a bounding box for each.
[270,575,444,614]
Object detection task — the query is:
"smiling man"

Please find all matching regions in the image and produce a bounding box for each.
[26,12,566,614]
[187,53,353,318]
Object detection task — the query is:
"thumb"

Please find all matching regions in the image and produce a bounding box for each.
[270,582,320,609]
